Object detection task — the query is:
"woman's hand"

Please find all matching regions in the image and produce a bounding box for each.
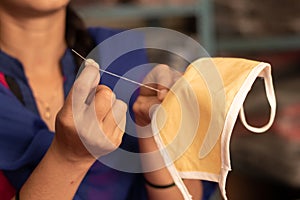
[55,59,127,162]
[133,64,181,126]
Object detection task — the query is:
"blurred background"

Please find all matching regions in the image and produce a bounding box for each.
[72,0,300,199]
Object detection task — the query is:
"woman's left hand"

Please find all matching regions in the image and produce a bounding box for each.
[133,64,181,126]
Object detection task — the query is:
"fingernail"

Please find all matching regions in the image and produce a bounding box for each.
[86,58,99,70]
[158,89,168,100]
[76,59,100,80]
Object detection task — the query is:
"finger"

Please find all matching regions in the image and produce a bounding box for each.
[112,113,126,147]
[102,99,127,135]
[154,65,179,101]
[155,64,174,89]
[72,59,100,107]
[133,96,161,126]
[141,64,181,101]
[94,85,116,122]
[140,64,173,97]
[139,83,158,97]
[157,66,182,101]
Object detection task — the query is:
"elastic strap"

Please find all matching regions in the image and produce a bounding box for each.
[239,66,276,133]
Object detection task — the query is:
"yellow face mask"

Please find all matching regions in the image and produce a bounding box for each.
[151,57,276,200]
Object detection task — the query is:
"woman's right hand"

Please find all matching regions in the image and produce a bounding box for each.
[54,59,127,163]
[18,59,127,200]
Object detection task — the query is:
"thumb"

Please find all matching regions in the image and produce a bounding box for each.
[73,59,100,107]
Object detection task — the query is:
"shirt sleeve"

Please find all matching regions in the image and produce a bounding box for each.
[0,85,53,190]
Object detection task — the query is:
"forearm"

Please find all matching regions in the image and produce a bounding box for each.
[139,136,202,200]
[16,137,95,200]
[139,136,183,200]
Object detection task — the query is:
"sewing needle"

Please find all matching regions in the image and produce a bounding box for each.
[71,49,160,93]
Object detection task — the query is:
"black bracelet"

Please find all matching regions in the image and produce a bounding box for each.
[144,178,176,189]
[15,191,20,200]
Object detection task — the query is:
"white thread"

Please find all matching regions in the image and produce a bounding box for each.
[72,49,160,93]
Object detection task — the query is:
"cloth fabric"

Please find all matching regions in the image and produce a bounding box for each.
[0,27,149,200]
[152,57,276,200]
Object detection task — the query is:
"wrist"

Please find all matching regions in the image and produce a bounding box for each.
[19,136,95,200]
[51,136,96,168]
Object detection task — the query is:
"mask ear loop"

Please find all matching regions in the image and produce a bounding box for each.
[239,66,277,133]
